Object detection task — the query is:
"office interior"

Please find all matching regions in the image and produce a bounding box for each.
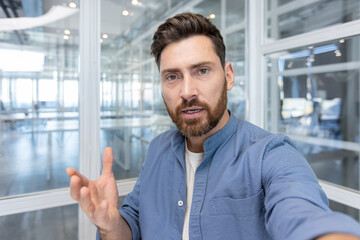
[0,0,359,239]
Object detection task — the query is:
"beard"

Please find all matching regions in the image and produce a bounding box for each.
[164,80,228,137]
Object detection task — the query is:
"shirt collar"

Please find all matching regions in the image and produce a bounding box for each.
[203,110,237,158]
[171,110,238,167]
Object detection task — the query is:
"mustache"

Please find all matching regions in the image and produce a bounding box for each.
[176,98,209,112]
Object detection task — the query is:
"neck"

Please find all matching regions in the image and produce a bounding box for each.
[186,110,230,153]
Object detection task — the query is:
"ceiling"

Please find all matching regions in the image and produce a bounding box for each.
[0,0,177,47]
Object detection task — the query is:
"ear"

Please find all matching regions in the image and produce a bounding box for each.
[224,61,234,90]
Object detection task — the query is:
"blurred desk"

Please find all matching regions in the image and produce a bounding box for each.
[3,115,173,180]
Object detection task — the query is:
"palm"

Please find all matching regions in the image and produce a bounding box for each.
[95,172,118,208]
[67,147,120,231]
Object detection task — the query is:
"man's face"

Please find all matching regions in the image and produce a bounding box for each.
[159,35,233,137]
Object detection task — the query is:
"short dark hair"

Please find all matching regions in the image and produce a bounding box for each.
[150,12,226,69]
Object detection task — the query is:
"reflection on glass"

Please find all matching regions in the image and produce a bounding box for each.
[266,0,360,40]
[266,36,360,191]
[266,36,360,143]
[0,1,79,197]
[268,37,358,71]
[0,205,78,239]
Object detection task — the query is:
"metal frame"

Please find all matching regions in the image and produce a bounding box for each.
[320,180,360,210]
[247,0,264,127]
[78,0,101,239]
[0,179,136,217]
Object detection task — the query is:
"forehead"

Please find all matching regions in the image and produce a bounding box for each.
[159,35,220,71]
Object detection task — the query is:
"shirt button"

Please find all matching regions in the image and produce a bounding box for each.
[178,200,183,207]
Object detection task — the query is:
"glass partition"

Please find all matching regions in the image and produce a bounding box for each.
[0,205,78,240]
[266,35,360,191]
[226,30,246,119]
[265,0,360,41]
[226,0,245,27]
[0,1,79,197]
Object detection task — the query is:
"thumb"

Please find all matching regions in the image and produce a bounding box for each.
[102,147,114,176]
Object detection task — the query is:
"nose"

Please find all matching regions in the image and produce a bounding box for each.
[180,73,198,101]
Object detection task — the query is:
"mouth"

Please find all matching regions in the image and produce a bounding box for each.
[180,107,205,119]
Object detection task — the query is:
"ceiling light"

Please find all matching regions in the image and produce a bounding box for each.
[63,35,69,40]
[102,34,108,39]
[209,14,216,19]
[100,39,103,43]
[122,10,129,16]
[335,50,342,57]
[308,46,314,50]
[287,61,293,68]
[64,29,71,35]
[339,39,345,43]
[132,0,139,5]
[69,2,77,8]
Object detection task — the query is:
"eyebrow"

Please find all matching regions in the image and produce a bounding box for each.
[161,61,214,76]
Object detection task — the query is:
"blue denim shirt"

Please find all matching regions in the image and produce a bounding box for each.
[99,112,360,240]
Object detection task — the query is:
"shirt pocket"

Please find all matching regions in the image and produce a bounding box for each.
[209,189,264,217]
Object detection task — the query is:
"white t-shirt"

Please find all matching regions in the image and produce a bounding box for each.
[182,141,204,240]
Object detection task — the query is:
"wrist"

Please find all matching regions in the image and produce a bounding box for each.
[98,216,132,240]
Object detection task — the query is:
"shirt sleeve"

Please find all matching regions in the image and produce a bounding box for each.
[262,135,360,240]
[119,167,143,240]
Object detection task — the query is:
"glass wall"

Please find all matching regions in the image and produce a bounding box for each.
[264,0,360,219]
[0,0,80,239]
[266,35,360,191]
[100,0,248,180]
[265,0,360,41]
[0,205,78,240]
[0,1,80,196]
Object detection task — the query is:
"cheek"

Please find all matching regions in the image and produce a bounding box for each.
[162,91,175,106]
[206,86,222,100]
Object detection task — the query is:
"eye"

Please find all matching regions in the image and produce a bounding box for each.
[165,74,178,81]
[198,68,209,75]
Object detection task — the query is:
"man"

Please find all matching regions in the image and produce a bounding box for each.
[67,13,360,240]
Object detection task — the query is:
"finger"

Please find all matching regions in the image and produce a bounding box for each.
[79,186,96,219]
[66,167,89,186]
[102,147,114,176]
[69,175,82,201]
[66,167,76,178]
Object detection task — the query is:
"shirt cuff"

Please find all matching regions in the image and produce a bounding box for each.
[288,212,360,240]
[119,208,141,240]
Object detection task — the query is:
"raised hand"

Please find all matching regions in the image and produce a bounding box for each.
[66,147,131,238]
